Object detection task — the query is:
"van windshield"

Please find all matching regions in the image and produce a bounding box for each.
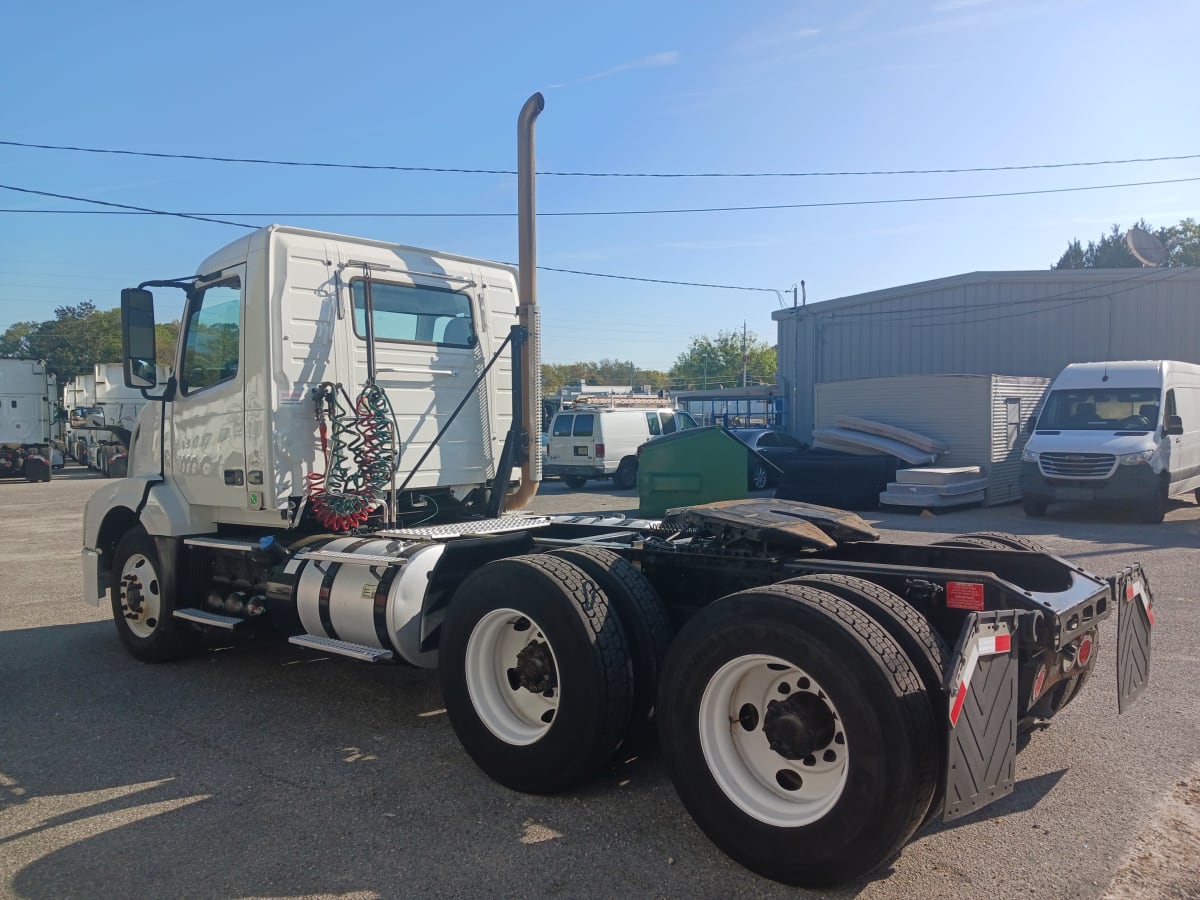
[1038,388,1161,431]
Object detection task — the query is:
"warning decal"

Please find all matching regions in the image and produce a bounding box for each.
[946,581,985,611]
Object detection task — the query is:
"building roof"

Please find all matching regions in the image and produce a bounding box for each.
[771,267,1200,320]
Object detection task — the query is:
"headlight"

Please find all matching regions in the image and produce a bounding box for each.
[1118,450,1154,465]
[1021,447,1039,462]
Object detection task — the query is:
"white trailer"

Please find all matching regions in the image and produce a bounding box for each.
[0,358,55,481]
[80,95,1154,887]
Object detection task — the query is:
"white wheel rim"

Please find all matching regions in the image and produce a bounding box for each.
[118,553,162,639]
[465,608,561,746]
[699,654,848,827]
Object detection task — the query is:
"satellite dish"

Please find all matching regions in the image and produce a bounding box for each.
[1126,227,1168,267]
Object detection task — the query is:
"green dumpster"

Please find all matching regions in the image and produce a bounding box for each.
[637,426,748,517]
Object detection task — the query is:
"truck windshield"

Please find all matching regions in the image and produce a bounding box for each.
[1038,388,1161,431]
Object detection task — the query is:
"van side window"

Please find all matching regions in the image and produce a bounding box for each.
[645,413,662,436]
[660,412,677,434]
[573,414,594,437]
[551,415,574,437]
[678,412,699,429]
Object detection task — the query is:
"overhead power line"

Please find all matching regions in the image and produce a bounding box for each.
[3,175,1200,222]
[2,139,1198,178]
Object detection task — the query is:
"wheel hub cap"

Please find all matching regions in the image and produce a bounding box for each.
[763,692,836,759]
[514,640,557,694]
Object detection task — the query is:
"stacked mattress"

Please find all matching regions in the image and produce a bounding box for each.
[879,466,988,509]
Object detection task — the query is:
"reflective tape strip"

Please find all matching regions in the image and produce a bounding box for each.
[949,631,1012,726]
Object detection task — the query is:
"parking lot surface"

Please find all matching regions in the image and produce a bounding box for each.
[2,468,1198,899]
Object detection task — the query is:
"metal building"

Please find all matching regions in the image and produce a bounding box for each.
[814,374,1050,505]
[772,267,1200,441]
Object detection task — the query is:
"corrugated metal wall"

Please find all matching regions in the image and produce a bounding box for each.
[988,376,1051,505]
[815,375,1049,505]
[776,267,1200,440]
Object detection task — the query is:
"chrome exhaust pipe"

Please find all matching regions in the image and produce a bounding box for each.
[509,92,544,510]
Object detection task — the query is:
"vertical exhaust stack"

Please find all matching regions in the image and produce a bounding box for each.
[508,92,544,510]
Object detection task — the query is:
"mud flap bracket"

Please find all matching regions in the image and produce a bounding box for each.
[942,609,1019,823]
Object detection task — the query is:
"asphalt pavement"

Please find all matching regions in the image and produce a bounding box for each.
[2,468,1198,899]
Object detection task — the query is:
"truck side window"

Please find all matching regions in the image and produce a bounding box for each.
[351,279,474,347]
[180,278,241,395]
[1165,389,1177,418]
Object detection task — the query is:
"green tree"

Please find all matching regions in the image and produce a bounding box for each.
[1052,219,1200,269]
[0,303,179,384]
[668,330,777,391]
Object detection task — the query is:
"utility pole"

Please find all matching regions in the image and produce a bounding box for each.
[741,321,748,388]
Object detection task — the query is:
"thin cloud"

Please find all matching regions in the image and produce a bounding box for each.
[549,51,681,89]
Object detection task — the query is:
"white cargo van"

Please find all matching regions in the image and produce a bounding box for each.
[544,407,698,489]
[1020,360,1200,522]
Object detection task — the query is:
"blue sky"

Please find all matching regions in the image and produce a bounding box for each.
[2,0,1197,372]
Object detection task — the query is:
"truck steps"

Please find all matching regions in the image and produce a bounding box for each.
[172,608,246,630]
[377,514,551,541]
[294,549,409,567]
[183,537,261,552]
[288,634,394,662]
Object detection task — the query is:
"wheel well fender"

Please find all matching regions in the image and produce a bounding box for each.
[95,506,143,587]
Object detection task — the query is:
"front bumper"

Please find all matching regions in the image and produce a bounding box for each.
[1019,460,1161,503]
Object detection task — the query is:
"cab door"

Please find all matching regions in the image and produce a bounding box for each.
[169,267,248,509]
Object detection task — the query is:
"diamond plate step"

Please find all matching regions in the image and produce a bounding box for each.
[377,514,551,541]
[295,550,408,567]
[173,608,245,630]
[288,634,394,662]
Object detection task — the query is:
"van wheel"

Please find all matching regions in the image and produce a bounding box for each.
[613,458,638,491]
[1137,486,1168,524]
[562,475,588,490]
[1022,497,1048,517]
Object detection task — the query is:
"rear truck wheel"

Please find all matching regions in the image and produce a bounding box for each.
[1022,496,1048,517]
[749,461,770,491]
[108,455,128,479]
[613,457,638,491]
[562,475,588,490]
[110,528,199,662]
[23,456,50,483]
[437,554,633,794]
[549,546,673,747]
[657,583,938,887]
[940,531,1049,553]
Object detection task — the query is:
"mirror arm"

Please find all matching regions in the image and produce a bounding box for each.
[140,374,176,403]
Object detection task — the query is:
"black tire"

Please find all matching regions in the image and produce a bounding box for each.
[109,456,128,479]
[23,456,50,483]
[749,461,770,491]
[437,554,633,794]
[613,458,638,491]
[657,583,938,887]
[783,575,948,698]
[1022,496,1048,517]
[110,528,199,662]
[549,546,673,747]
[562,475,588,490]
[934,535,1016,551]
[951,531,1049,554]
[1137,484,1168,524]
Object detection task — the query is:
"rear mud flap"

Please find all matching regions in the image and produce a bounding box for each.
[942,610,1019,823]
[1115,565,1154,714]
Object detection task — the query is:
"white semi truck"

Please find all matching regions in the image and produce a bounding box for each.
[81,95,1155,887]
[66,362,168,476]
[0,358,56,482]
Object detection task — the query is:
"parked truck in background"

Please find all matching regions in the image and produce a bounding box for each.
[80,95,1155,887]
[0,358,56,482]
[66,362,168,477]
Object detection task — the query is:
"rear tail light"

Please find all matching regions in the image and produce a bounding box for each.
[595,443,605,458]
